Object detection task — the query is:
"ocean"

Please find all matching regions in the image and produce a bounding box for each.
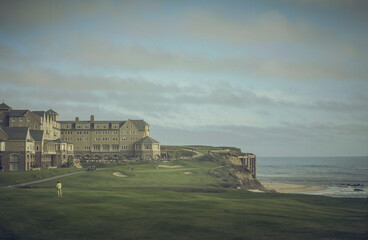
[257,156,367,198]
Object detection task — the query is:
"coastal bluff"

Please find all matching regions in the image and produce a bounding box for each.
[208,151,267,191]
[161,145,267,191]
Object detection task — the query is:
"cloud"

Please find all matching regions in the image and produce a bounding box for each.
[1,1,367,82]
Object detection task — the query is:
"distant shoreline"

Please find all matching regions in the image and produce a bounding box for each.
[251,182,327,194]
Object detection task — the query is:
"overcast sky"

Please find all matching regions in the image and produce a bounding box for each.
[0,0,367,157]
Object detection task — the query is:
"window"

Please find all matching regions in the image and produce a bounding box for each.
[12,117,15,122]
[103,145,109,151]
[121,137,127,141]
[95,137,100,141]
[9,154,20,171]
[19,117,23,122]
[112,145,119,150]
[84,137,89,141]
[112,137,118,141]
[121,145,128,150]
[93,145,100,150]
[84,145,91,150]
[27,117,30,122]
[103,125,107,129]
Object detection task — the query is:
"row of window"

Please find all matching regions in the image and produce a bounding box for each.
[11,117,31,122]
[64,124,136,129]
[92,145,130,150]
[63,137,139,142]
[62,130,137,135]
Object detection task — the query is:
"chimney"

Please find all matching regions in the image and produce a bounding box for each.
[75,117,79,122]
[90,115,94,122]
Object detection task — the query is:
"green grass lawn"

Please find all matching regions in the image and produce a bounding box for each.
[0,159,366,240]
[0,167,83,187]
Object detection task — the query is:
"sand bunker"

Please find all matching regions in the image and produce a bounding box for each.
[262,182,326,193]
[113,172,128,178]
[184,171,193,175]
[248,189,265,193]
[158,165,183,168]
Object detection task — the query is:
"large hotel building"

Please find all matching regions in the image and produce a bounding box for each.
[0,103,160,171]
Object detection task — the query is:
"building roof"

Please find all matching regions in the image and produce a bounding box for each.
[58,120,123,124]
[8,110,29,117]
[0,103,12,111]
[47,109,58,115]
[30,130,44,141]
[0,127,9,141]
[134,136,159,144]
[57,119,148,131]
[32,111,46,117]
[131,120,149,131]
[1,127,29,140]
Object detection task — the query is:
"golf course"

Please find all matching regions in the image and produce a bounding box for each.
[0,153,366,240]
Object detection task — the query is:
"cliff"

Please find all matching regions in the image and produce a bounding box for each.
[208,152,268,191]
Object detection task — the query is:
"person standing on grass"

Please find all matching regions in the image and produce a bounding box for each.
[56,180,62,198]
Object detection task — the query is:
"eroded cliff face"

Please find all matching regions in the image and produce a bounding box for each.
[209,153,267,191]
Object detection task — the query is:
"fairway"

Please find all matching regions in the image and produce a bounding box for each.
[0,159,366,240]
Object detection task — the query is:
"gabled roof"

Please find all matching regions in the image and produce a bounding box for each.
[0,127,9,141]
[0,103,12,111]
[57,119,149,130]
[32,111,46,117]
[134,136,159,144]
[9,110,29,117]
[1,127,29,140]
[30,130,44,141]
[47,109,58,115]
[130,120,149,131]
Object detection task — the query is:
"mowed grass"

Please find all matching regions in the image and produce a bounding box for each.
[0,160,366,240]
[0,168,83,187]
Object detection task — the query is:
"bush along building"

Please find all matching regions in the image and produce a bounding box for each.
[0,103,160,171]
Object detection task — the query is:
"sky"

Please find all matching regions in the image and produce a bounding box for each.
[0,0,367,157]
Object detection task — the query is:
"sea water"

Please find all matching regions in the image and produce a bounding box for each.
[257,156,367,198]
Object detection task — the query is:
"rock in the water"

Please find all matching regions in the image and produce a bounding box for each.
[353,188,363,192]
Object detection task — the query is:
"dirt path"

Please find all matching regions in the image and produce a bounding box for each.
[0,170,90,189]
[182,149,204,159]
